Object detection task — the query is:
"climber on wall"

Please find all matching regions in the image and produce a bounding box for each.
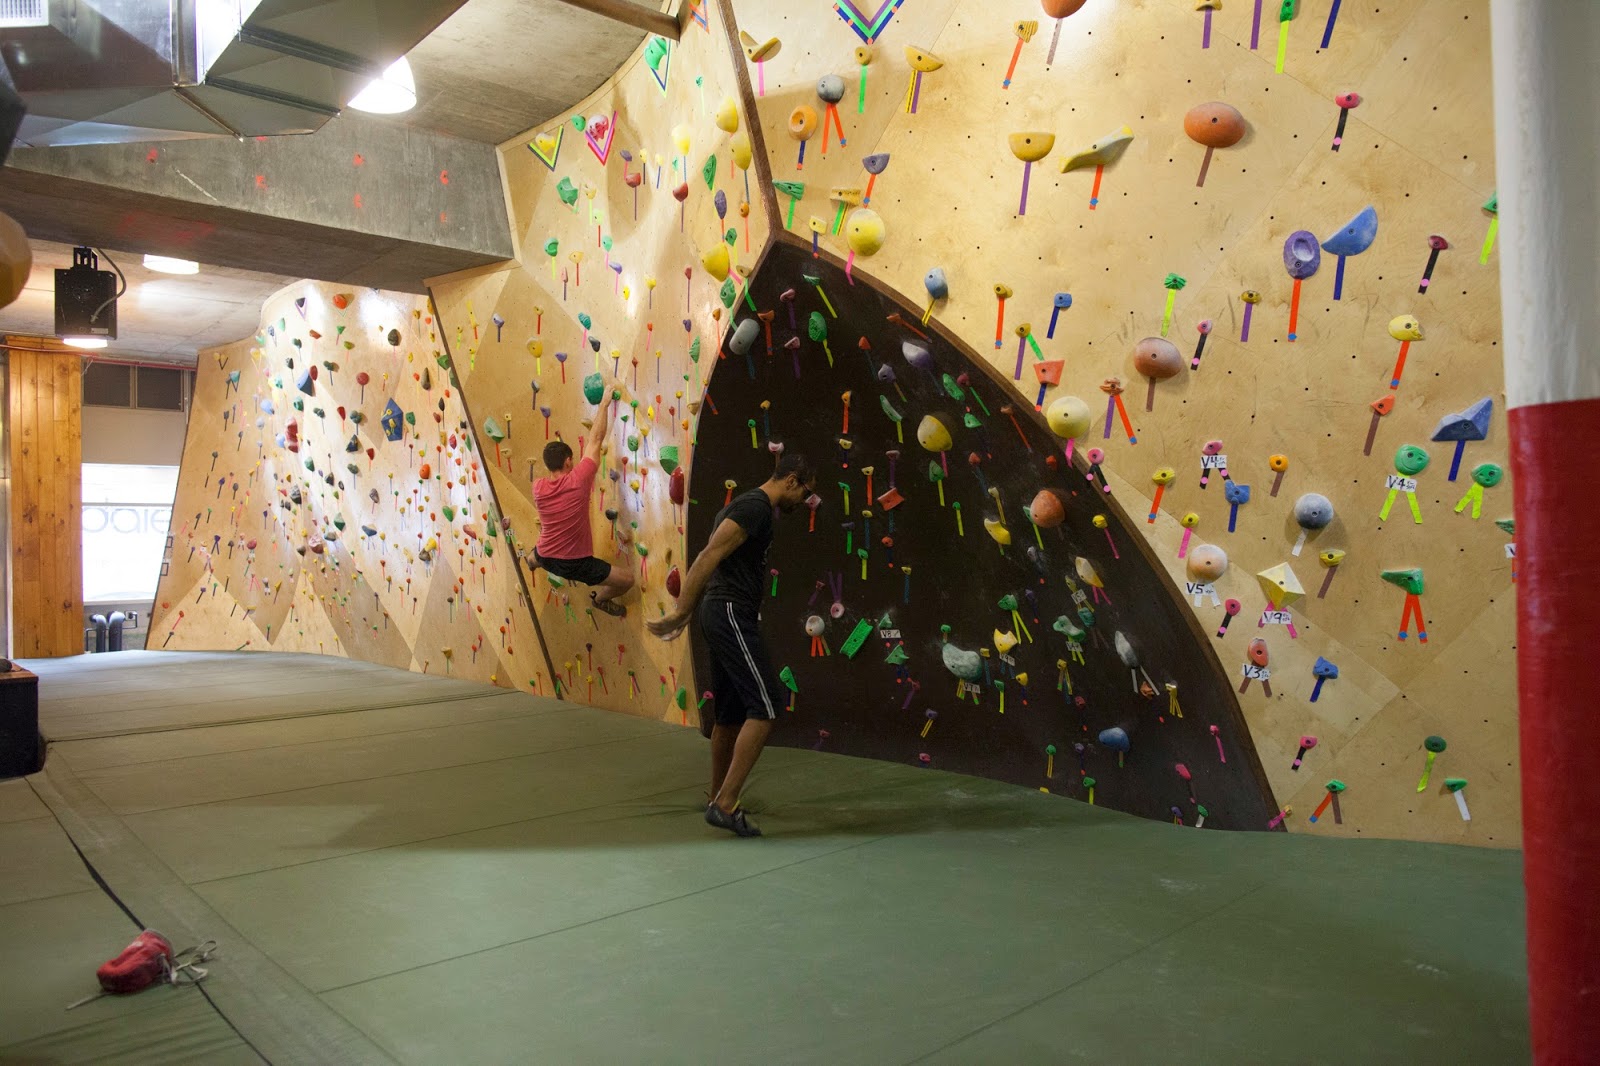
[647,453,818,838]
[531,391,634,618]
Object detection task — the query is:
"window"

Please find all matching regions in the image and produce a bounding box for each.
[82,464,178,603]
[136,366,184,410]
[83,362,132,407]
[82,362,191,410]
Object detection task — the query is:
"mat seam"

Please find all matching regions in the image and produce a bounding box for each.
[94,727,697,818]
[26,759,398,1065]
[902,880,1276,1064]
[24,775,274,1065]
[40,687,522,744]
[185,762,891,888]
[316,832,895,996]
[52,700,573,773]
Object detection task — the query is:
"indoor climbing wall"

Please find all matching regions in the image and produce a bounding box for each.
[150,281,540,688]
[733,0,1511,844]
[689,240,1277,829]
[428,0,777,713]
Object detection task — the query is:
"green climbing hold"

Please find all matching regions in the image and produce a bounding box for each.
[1380,567,1425,594]
[778,666,799,693]
[840,619,874,659]
[659,446,680,474]
[645,36,669,71]
[556,176,578,206]
[583,372,605,405]
[941,373,966,401]
[962,413,983,429]
[808,311,827,342]
[719,277,737,308]
[998,594,1018,612]
[689,337,702,363]
[483,416,506,443]
[1052,616,1086,640]
[885,645,909,666]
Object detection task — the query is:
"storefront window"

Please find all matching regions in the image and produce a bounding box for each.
[82,464,178,603]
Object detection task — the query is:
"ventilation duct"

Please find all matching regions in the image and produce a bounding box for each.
[0,0,467,147]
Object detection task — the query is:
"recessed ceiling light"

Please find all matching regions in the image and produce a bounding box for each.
[348,56,416,115]
[62,336,109,349]
[143,254,200,275]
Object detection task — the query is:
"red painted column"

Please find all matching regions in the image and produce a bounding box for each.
[1508,402,1600,1061]
[1492,2,1600,1060]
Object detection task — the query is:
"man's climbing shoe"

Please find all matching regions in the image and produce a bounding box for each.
[705,803,762,838]
[591,592,626,618]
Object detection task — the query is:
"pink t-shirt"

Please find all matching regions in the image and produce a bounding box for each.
[533,456,598,559]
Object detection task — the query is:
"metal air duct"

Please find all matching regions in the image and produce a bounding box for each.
[0,0,467,147]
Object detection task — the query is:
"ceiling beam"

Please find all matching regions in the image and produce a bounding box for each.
[544,0,680,40]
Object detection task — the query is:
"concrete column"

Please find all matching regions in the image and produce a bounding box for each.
[1490,1,1600,1061]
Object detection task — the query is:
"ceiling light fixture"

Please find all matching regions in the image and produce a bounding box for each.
[62,336,109,349]
[143,254,200,275]
[348,57,416,115]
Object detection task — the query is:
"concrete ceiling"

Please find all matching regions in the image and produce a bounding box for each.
[0,1,674,361]
[0,240,296,366]
[385,0,653,144]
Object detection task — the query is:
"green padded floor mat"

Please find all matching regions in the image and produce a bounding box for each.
[2,653,1528,1065]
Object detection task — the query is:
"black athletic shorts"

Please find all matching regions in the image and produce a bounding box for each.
[699,598,781,726]
[533,551,611,587]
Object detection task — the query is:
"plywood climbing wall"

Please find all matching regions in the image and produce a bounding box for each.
[428,0,777,714]
[150,281,540,687]
[732,0,1512,845]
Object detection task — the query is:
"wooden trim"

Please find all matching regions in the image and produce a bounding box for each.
[714,0,781,232]
[426,292,560,688]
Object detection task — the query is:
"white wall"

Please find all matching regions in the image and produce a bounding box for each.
[81,405,189,466]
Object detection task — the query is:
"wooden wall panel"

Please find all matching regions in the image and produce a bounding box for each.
[428,0,777,716]
[148,285,543,688]
[6,339,83,658]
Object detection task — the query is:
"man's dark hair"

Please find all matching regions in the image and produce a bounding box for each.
[773,453,814,487]
[543,441,574,471]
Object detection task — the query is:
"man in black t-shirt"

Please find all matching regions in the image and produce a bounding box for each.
[647,454,816,837]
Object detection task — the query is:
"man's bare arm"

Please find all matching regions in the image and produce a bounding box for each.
[583,394,613,467]
[645,517,748,640]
